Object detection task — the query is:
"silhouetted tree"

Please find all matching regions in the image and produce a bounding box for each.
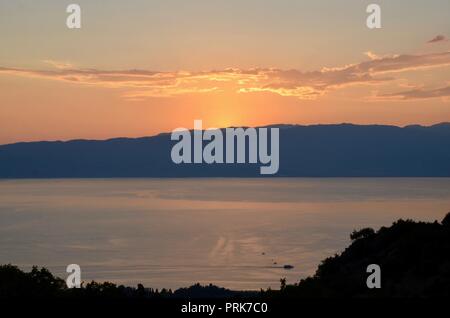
[350,227,375,241]
[442,212,450,228]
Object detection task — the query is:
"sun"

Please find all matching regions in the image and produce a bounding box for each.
[202,93,245,128]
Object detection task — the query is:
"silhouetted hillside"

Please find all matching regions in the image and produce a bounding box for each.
[0,265,256,299]
[0,123,450,177]
[273,212,450,298]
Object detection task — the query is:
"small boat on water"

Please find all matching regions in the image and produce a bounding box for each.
[283,265,294,270]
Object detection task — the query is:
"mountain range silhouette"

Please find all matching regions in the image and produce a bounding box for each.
[1,123,449,178]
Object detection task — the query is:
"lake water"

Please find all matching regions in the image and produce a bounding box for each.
[0,178,449,290]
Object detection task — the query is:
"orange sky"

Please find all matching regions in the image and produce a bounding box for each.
[0,1,450,144]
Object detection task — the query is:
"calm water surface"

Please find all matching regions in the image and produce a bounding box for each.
[0,178,449,290]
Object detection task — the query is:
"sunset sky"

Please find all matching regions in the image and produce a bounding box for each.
[1,0,450,144]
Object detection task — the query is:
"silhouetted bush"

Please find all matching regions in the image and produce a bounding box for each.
[350,228,375,241]
[0,265,65,298]
[442,212,450,228]
[274,212,450,298]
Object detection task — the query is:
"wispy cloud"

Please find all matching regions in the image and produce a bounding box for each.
[364,51,381,60]
[1,51,450,100]
[427,35,448,44]
[43,60,74,70]
[378,85,450,100]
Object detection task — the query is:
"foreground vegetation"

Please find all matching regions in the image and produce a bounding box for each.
[1,213,449,298]
[272,212,450,297]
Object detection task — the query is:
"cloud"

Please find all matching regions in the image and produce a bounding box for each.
[43,60,74,70]
[427,35,448,44]
[378,85,450,100]
[364,51,382,60]
[1,51,450,100]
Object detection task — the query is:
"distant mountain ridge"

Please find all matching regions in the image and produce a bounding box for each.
[1,123,450,178]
